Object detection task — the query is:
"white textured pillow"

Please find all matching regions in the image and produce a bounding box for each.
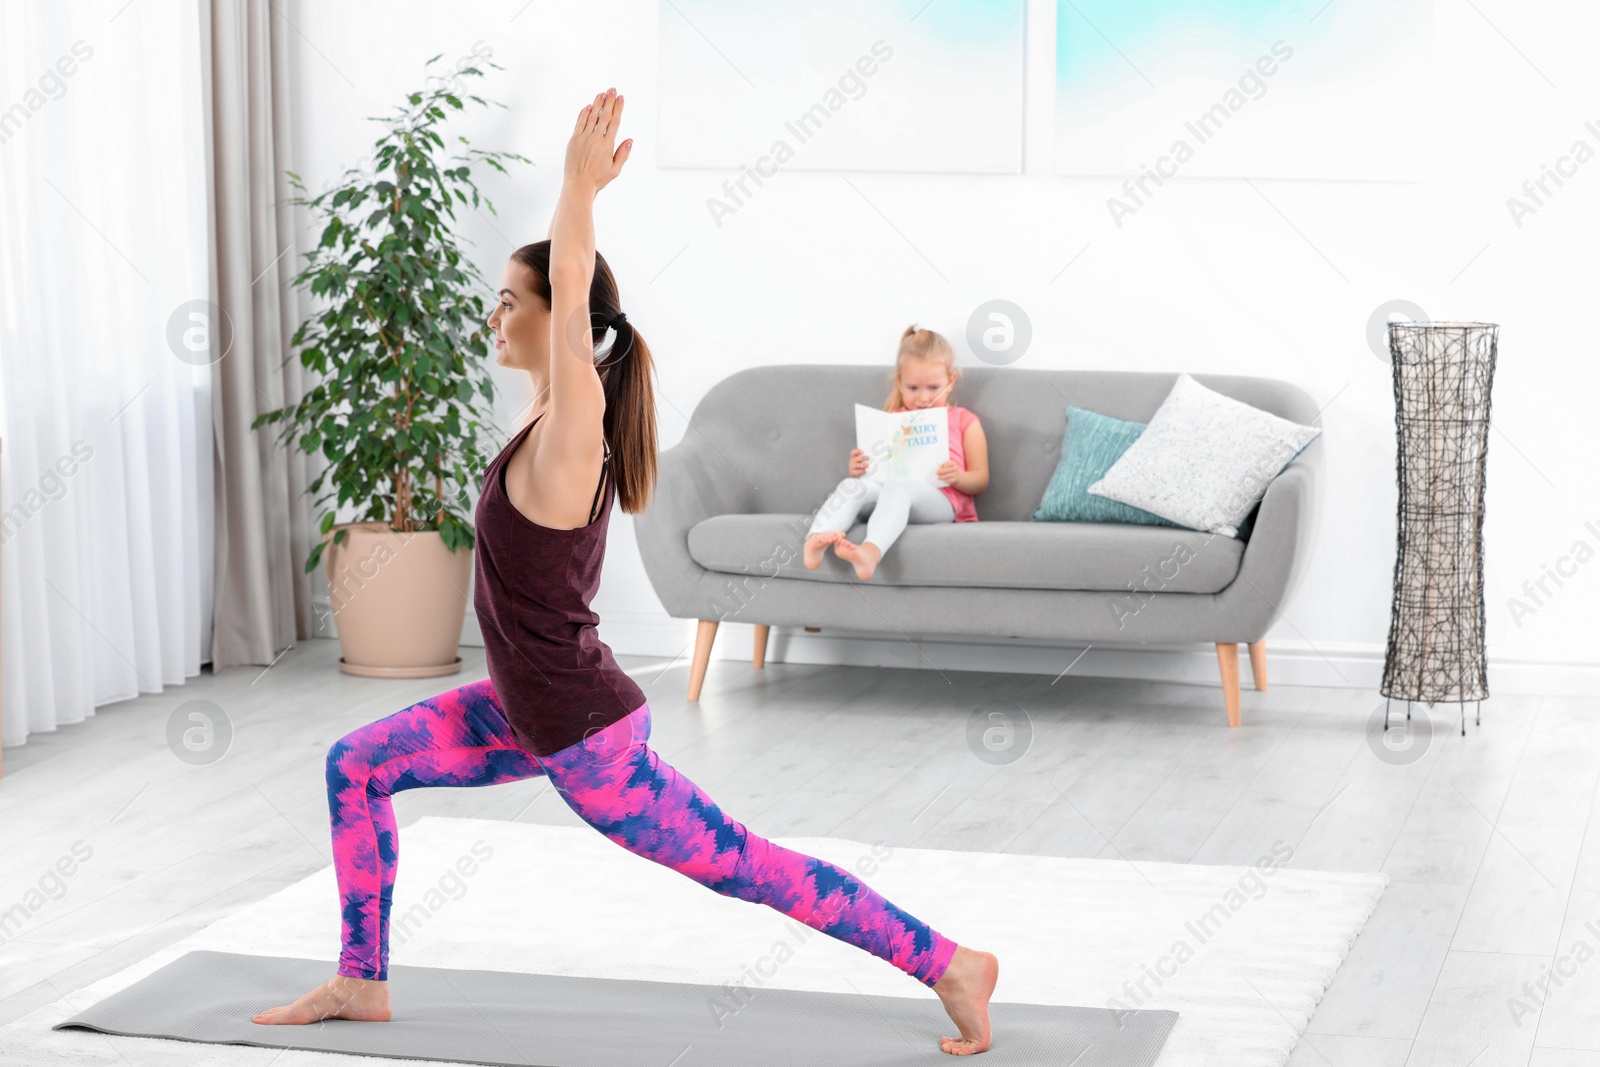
[1086,374,1321,537]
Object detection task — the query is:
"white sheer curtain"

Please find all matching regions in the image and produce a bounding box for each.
[0,0,213,754]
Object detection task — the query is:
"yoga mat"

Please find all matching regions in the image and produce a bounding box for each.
[8,817,1387,1065]
[54,949,1178,1066]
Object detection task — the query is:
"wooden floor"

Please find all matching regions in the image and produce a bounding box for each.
[0,636,1594,1065]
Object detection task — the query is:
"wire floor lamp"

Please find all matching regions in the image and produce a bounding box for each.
[1380,321,1498,737]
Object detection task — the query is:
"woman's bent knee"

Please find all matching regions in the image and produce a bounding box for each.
[326,725,379,790]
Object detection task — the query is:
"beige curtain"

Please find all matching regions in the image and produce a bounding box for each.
[201,0,313,669]
[0,1,212,754]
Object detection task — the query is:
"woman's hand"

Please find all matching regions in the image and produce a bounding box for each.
[564,88,632,194]
[936,460,960,487]
[848,449,869,478]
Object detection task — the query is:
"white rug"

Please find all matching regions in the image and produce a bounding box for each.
[3,816,1386,1066]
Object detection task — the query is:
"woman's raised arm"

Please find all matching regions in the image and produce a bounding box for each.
[542,88,633,478]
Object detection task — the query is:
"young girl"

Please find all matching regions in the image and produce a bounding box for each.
[804,326,989,581]
[251,89,999,1056]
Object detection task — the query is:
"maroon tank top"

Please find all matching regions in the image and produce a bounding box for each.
[472,412,646,756]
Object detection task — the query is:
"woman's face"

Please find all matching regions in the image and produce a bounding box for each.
[898,357,954,409]
[486,261,549,371]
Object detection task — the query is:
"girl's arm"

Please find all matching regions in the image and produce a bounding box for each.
[954,418,990,495]
[539,89,633,516]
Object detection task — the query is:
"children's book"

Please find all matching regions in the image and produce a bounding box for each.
[853,404,949,487]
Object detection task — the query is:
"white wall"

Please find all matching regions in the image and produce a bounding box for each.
[289,0,1600,697]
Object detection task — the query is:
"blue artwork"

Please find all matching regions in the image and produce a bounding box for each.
[658,0,1025,178]
[1054,0,1432,181]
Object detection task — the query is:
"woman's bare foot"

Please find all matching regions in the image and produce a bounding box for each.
[832,539,882,581]
[252,974,391,1025]
[803,531,845,570]
[932,945,999,1056]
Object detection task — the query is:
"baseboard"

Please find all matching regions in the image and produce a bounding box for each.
[585,610,1600,699]
[312,599,1600,699]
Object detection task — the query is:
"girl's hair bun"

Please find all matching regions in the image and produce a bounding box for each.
[897,324,954,366]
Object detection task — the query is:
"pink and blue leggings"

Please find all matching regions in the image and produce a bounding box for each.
[324,678,958,987]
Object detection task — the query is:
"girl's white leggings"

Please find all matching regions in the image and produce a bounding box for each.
[806,476,955,554]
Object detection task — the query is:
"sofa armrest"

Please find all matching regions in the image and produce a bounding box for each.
[634,432,759,621]
[1224,453,1321,636]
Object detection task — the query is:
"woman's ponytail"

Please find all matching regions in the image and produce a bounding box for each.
[510,241,659,513]
[593,305,658,514]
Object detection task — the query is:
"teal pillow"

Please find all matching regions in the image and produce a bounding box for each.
[1031,406,1182,527]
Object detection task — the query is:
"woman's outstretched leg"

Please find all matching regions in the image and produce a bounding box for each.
[255,677,543,1025]
[538,701,998,1053]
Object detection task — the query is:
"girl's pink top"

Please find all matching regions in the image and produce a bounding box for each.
[891,404,980,523]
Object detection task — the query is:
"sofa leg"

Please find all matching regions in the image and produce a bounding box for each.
[753,624,769,670]
[689,619,718,701]
[1248,639,1268,691]
[1216,642,1242,728]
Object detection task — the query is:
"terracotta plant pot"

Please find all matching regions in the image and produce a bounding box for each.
[321,520,473,678]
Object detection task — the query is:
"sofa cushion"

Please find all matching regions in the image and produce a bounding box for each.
[1032,405,1183,527]
[1088,373,1322,537]
[686,514,1246,593]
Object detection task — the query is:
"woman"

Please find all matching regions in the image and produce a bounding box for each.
[253,88,999,1056]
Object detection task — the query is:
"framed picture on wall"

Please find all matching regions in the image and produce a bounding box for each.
[1053,0,1433,180]
[658,0,1026,174]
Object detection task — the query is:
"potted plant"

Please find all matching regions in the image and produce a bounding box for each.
[254,52,529,678]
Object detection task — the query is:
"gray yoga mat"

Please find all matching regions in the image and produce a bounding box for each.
[54,950,1178,1066]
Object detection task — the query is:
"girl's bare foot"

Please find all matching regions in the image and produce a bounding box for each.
[252,974,391,1025]
[832,539,881,581]
[932,945,999,1056]
[803,531,845,570]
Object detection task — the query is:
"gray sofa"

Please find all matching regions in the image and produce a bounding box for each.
[634,364,1323,726]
